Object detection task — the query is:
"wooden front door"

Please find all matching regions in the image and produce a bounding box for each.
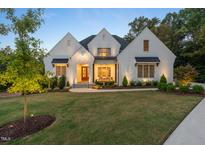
[81,66,89,81]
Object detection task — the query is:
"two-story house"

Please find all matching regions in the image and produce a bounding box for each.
[43,27,176,87]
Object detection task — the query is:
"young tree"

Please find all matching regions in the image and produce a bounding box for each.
[174,64,198,85]
[45,71,54,89]
[0,9,45,123]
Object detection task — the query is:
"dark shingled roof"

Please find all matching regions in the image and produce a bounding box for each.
[52,58,69,63]
[80,35,129,52]
[135,57,160,63]
[94,56,117,60]
[79,35,96,50]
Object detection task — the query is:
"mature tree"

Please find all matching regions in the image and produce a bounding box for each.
[0,9,14,36]
[155,12,187,67]
[124,16,160,42]
[0,9,45,122]
[178,9,205,82]
[0,46,13,73]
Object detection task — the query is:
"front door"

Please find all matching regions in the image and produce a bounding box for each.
[81,66,89,81]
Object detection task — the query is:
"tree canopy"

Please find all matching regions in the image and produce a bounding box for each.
[0,9,45,122]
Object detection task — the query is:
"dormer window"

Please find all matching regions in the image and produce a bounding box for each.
[144,40,149,52]
[98,48,111,57]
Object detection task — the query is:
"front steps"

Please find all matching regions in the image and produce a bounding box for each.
[72,82,93,88]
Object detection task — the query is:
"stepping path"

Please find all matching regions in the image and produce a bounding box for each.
[70,88,158,93]
[164,98,205,145]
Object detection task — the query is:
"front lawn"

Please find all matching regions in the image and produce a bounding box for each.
[0,91,203,144]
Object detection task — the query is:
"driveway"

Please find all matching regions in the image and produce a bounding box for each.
[164,98,205,145]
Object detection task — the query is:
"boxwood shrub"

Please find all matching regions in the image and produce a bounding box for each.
[166,83,176,92]
[152,80,158,87]
[50,76,58,89]
[58,75,66,89]
[179,85,190,93]
[136,80,142,86]
[130,80,136,86]
[192,85,204,94]
[157,83,167,91]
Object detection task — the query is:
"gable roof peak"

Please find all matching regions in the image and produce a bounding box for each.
[97,27,112,35]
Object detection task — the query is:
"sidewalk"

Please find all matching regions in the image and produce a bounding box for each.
[70,88,158,93]
[164,98,205,145]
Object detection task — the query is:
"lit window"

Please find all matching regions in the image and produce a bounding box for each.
[56,66,66,76]
[138,65,143,78]
[144,65,149,78]
[138,64,154,78]
[98,67,111,81]
[150,65,154,78]
[144,40,149,52]
[98,48,111,57]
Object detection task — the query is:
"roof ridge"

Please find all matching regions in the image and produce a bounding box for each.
[79,34,129,52]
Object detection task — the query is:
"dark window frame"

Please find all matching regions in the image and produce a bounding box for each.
[97,48,111,57]
[143,40,149,52]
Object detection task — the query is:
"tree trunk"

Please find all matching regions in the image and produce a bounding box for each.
[48,80,51,89]
[23,94,28,123]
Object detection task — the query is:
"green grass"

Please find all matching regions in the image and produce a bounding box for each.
[0,91,203,144]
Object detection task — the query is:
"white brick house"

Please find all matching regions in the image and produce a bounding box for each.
[43,27,176,87]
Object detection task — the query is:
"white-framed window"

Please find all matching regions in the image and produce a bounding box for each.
[137,64,155,78]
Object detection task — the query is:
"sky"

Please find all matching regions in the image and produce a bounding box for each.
[0,8,180,52]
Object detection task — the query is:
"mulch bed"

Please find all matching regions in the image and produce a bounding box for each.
[0,115,55,142]
[159,90,205,97]
[93,86,157,89]
[0,92,21,98]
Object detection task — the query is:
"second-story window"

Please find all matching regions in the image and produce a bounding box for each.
[98,48,111,57]
[144,40,149,52]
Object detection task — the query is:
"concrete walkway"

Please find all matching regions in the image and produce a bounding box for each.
[191,82,205,89]
[70,88,158,93]
[164,98,205,145]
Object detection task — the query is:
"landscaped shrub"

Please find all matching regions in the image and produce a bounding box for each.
[95,80,103,86]
[58,75,66,89]
[174,64,198,86]
[145,80,152,86]
[152,80,158,87]
[157,83,167,91]
[160,74,167,83]
[67,81,70,87]
[105,81,115,87]
[136,80,142,86]
[50,76,58,89]
[179,85,190,93]
[39,77,49,89]
[0,84,7,92]
[166,83,176,92]
[95,80,115,88]
[122,76,128,87]
[130,80,136,86]
[192,85,204,94]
